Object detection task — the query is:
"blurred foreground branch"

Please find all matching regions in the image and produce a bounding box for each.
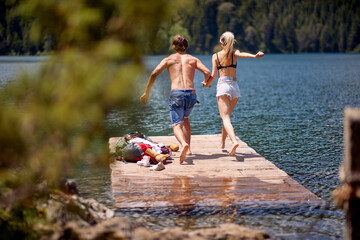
[0,0,181,238]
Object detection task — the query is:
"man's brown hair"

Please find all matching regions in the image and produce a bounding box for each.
[172,35,188,52]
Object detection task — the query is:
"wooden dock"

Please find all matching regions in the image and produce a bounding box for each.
[109,134,323,209]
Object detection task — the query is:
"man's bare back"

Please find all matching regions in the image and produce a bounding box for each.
[166,53,198,90]
[140,52,209,105]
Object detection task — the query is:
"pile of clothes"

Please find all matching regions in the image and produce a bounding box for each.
[114,132,177,171]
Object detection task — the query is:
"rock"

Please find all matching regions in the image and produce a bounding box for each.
[60,179,80,196]
[62,218,272,240]
[78,197,115,221]
[190,223,270,240]
[149,227,199,240]
[37,187,270,240]
[40,192,115,227]
[63,217,144,240]
[43,195,90,227]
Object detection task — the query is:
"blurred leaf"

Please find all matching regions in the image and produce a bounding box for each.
[0,0,186,237]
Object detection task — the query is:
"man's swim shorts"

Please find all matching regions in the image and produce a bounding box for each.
[169,89,197,126]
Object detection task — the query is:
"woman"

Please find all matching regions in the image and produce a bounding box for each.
[202,31,264,155]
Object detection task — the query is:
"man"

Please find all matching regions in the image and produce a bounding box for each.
[140,35,210,164]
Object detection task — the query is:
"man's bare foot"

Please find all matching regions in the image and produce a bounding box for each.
[228,143,239,156]
[180,144,189,164]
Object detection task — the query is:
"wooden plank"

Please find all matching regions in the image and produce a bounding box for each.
[109,134,323,208]
[343,108,360,240]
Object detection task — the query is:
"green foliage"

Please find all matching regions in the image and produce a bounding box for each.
[0,202,42,239]
[2,0,360,54]
[158,0,360,54]
[0,0,179,237]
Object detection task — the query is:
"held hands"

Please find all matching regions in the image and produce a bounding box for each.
[202,75,213,88]
[255,51,264,58]
[202,80,211,88]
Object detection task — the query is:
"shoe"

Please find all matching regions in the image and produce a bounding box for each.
[137,159,145,166]
[143,157,150,167]
[137,156,151,167]
[150,162,165,171]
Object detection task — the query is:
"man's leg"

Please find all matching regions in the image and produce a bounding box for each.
[182,118,192,155]
[173,123,189,164]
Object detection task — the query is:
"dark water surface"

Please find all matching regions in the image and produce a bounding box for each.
[2,54,360,239]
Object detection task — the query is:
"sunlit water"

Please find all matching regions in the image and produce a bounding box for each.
[2,54,360,239]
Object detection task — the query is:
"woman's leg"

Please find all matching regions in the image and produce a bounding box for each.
[220,124,226,149]
[218,95,239,155]
[219,97,239,150]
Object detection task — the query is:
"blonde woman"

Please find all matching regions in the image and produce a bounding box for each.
[202,31,264,155]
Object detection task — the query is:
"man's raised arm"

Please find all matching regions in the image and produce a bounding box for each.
[140,58,168,105]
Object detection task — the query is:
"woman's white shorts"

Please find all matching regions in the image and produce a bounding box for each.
[216,76,240,100]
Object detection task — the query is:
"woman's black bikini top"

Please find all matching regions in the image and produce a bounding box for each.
[216,52,237,70]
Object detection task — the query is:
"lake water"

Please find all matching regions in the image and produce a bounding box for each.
[2,54,360,239]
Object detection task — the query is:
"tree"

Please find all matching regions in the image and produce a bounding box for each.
[0,0,180,237]
[217,2,236,37]
[2,0,360,55]
[347,8,360,52]
[244,25,259,52]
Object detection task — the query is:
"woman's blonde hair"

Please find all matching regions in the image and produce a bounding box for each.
[220,31,235,57]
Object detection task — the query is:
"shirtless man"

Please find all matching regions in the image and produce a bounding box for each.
[140,35,210,164]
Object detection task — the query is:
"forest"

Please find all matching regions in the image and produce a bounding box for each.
[1,0,360,55]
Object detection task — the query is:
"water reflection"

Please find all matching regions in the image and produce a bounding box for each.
[116,202,341,239]
[111,171,323,209]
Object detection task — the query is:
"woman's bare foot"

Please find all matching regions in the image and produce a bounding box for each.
[187,147,192,155]
[228,143,239,156]
[219,141,225,149]
[180,144,189,164]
